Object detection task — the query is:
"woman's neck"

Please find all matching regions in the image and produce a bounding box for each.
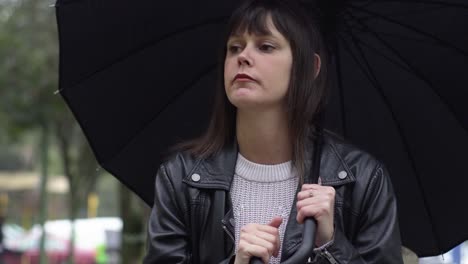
[236,108,292,165]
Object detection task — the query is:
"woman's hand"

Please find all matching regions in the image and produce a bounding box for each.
[234,217,283,264]
[296,184,335,247]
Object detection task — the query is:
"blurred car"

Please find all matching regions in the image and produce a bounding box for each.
[2,217,122,264]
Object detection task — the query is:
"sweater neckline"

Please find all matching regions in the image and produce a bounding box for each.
[235,153,297,182]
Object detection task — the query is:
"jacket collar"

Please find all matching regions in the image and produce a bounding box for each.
[182,132,356,189]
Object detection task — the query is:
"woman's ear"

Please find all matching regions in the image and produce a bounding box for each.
[314,53,321,79]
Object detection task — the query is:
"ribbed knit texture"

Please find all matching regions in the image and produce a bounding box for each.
[231,153,299,264]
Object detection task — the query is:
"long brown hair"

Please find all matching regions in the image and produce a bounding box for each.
[179,0,329,176]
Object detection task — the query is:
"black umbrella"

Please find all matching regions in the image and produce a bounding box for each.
[55,0,468,258]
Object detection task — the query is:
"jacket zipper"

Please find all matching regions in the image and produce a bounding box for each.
[320,249,339,264]
[222,220,236,258]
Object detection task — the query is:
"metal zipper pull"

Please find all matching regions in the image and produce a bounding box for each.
[222,220,236,259]
[320,249,338,264]
[222,224,235,243]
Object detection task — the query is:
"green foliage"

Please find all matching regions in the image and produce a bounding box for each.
[0,0,101,216]
[0,1,147,261]
[0,2,105,262]
[0,146,30,170]
[0,0,61,136]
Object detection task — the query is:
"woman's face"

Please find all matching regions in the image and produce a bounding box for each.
[224,16,293,111]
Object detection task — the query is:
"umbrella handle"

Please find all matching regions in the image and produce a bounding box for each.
[251,126,323,264]
[249,217,317,264]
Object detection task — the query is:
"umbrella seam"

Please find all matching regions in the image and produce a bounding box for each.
[100,64,217,172]
[348,4,468,58]
[375,0,468,9]
[58,16,228,91]
[345,13,468,135]
[340,21,443,254]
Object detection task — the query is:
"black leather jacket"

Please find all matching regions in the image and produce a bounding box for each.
[144,133,404,264]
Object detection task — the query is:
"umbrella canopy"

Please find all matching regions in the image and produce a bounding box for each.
[55,0,468,257]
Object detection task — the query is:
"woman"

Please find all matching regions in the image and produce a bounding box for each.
[144,0,403,263]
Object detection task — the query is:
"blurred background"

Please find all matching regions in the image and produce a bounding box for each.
[0,0,466,264]
[0,0,148,263]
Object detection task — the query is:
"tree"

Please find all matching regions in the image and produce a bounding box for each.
[1,0,148,262]
[0,0,101,262]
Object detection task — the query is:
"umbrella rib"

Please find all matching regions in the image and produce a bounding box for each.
[343,1,467,24]
[100,64,217,168]
[342,36,411,71]
[350,28,442,46]
[353,34,468,135]
[372,0,468,9]
[362,3,453,18]
[333,41,348,137]
[348,4,468,58]
[344,10,468,135]
[340,24,443,253]
[59,16,228,91]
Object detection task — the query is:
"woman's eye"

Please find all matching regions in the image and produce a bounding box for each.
[259,43,275,52]
[228,45,242,53]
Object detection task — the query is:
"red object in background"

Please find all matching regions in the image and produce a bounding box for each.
[1,250,96,264]
[0,250,96,264]
[2,250,22,264]
[24,250,96,264]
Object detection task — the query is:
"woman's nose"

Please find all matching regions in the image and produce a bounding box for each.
[237,49,253,66]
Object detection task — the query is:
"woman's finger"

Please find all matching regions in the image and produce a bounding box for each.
[256,224,281,235]
[237,239,270,264]
[297,189,315,200]
[254,231,280,257]
[297,201,333,222]
[242,223,274,234]
[241,232,277,257]
[246,244,271,264]
[297,193,334,209]
[301,183,320,191]
[296,204,319,224]
[297,193,335,210]
[298,185,335,200]
[253,230,277,245]
[268,216,283,228]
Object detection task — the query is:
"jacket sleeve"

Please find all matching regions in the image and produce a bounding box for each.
[143,164,190,264]
[143,164,234,264]
[318,164,404,264]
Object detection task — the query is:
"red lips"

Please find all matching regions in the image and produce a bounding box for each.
[234,73,255,82]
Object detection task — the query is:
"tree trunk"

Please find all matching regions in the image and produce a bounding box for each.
[54,116,101,263]
[119,184,145,264]
[55,121,76,264]
[38,123,49,264]
[67,188,77,264]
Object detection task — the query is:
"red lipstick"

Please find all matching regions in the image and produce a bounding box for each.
[234,73,255,82]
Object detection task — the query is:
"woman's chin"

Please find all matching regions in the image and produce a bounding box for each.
[228,88,274,109]
[228,88,253,101]
[229,95,260,109]
[233,87,254,96]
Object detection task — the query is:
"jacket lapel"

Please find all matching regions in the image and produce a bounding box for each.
[182,143,238,190]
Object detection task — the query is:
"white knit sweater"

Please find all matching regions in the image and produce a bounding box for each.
[231,153,299,264]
